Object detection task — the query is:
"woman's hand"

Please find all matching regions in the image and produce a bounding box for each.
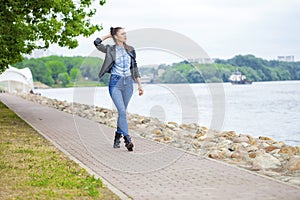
[138,86,144,96]
[136,77,144,96]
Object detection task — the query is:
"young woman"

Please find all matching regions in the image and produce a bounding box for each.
[94,27,144,151]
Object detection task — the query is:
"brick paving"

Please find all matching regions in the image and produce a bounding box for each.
[1,93,300,200]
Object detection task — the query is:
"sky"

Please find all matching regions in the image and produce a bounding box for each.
[44,0,300,65]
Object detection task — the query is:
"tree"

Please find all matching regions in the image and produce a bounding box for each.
[187,70,204,83]
[70,67,81,81]
[0,0,106,72]
[198,65,218,81]
[159,69,187,83]
[58,72,70,87]
[14,58,55,85]
[64,57,84,73]
[79,57,101,81]
[45,60,66,83]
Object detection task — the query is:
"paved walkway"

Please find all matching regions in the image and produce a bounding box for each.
[1,93,300,200]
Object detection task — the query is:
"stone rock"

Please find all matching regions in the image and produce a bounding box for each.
[271,142,285,148]
[141,118,151,124]
[279,146,300,156]
[136,124,148,129]
[166,123,176,130]
[231,152,241,159]
[248,152,257,159]
[233,135,250,143]
[187,123,198,129]
[252,153,281,170]
[259,136,274,141]
[194,134,207,141]
[208,150,223,159]
[260,170,281,178]
[274,153,290,163]
[97,112,106,118]
[219,148,231,158]
[287,177,300,186]
[269,149,280,155]
[196,126,207,134]
[201,141,216,150]
[278,141,286,147]
[264,145,280,153]
[194,129,206,139]
[191,141,201,149]
[258,136,275,145]
[244,135,256,145]
[154,138,163,142]
[220,131,237,139]
[240,142,250,148]
[217,140,232,148]
[286,156,300,172]
[167,121,178,126]
[179,124,188,129]
[165,129,177,137]
[245,145,258,153]
[258,141,271,149]
[152,128,163,135]
[228,143,241,152]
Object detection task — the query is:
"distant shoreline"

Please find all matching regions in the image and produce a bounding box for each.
[34,80,300,90]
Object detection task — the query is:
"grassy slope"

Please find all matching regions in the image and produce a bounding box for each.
[0,102,120,200]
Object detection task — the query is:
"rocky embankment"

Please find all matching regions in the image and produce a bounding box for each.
[17,93,300,187]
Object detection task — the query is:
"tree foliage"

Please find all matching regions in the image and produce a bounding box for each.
[13,54,300,86]
[70,67,81,81]
[153,55,300,83]
[58,72,70,86]
[14,56,104,87]
[0,0,106,72]
[215,54,299,81]
[45,60,66,83]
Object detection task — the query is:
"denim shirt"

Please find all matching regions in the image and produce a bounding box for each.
[111,45,131,77]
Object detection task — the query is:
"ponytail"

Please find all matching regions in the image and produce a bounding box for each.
[110,26,132,51]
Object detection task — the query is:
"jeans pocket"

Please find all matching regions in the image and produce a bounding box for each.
[110,74,121,81]
[109,75,120,87]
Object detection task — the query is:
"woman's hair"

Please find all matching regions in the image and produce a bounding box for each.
[110,27,123,37]
[110,27,132,51]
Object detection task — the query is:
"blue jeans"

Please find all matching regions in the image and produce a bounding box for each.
[109,74,133,136]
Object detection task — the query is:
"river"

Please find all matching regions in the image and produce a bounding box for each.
[35,81,300,146]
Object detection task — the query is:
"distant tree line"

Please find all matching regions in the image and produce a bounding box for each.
[155,55,300,83]
[14,56,105,87]
[13,54,300,87]
[215,54,300,81]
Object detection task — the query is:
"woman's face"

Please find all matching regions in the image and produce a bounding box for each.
[114,28,127,43]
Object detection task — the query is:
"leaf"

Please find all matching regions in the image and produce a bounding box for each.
[0,0,106,71]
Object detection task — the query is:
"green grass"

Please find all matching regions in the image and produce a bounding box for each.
[0,102,120,199]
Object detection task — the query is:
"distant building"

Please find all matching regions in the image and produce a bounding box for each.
[187,58,215,64]
[277,55,294,62]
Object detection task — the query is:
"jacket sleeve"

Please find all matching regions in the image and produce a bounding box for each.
[94,38,108,53]
[132,50,141,79]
